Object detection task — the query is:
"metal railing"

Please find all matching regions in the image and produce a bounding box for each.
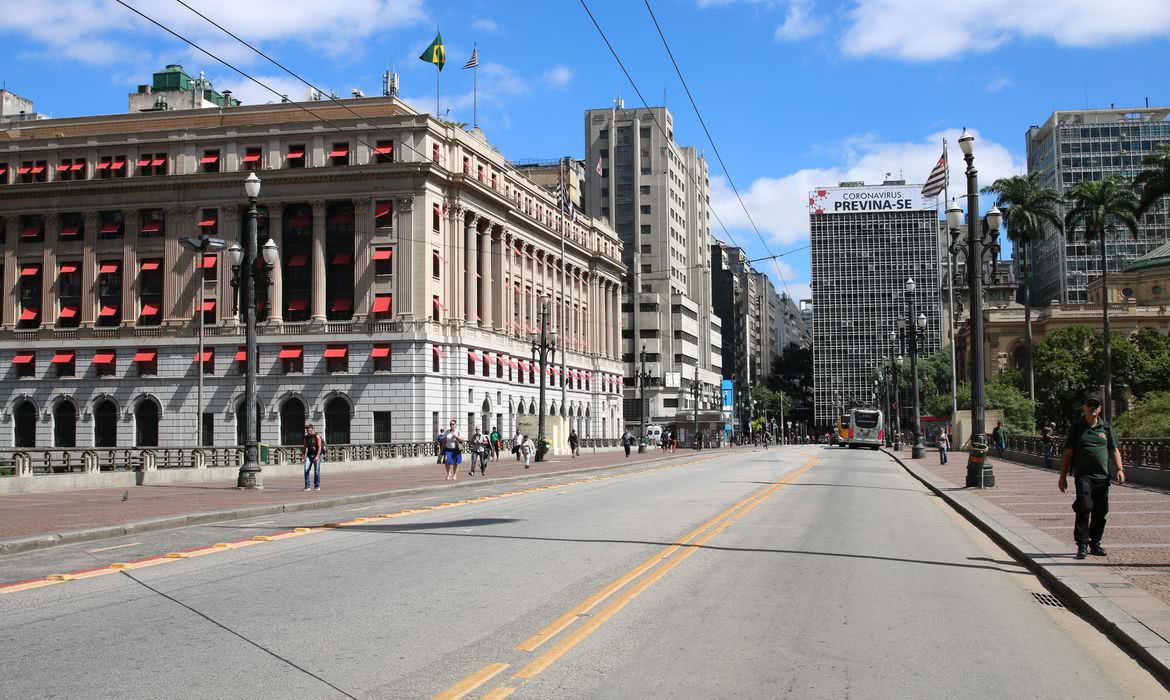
[1006,434,1170,471]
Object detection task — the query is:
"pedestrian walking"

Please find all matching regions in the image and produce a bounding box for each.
[469,427,486,476]
[476,430,491,475]
[937,430,949,465]
[1042,422,1057,469]
[1058,397,1125,560]
[568,429,579,458]
[519,433,535,469]
[436,428,446,465]
[992,421,1006,458]
[440,419,464,481]
[621,430,634,457]
[302,423,325,491]
[489,426,501,461]
[513,429,523,461]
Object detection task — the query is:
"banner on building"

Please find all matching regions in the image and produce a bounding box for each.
[808,185,931,216]
[721,380,735,415]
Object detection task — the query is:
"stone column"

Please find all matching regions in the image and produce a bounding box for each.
[120,210,139,326]
[310,200,327,322]
[216,207,239,327]
[2,216,17,329]
[353,197,373,321]
[82,212,100,327]
[465,217,478,325]
[268,204,284,324]
[447,204,462,322]
[480,228,492,331]
[612,284,621,360]
[396,196,414,319]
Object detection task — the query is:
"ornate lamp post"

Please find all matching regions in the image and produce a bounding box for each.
[228,172,278,489]
[637,343,652,452]
[530,297,557,462]
[949,129,1003,487]
[906,277,928,459]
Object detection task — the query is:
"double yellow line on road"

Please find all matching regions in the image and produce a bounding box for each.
[434,454,818,699]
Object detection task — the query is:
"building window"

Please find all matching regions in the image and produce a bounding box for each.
[198,208,218,237]
[372,344,392,372]
[433,204,442,232]
[374,140,394,163]
[279,345,304,374]
[641,224,651,235]
[99,211,124,240]
[18,263,42,328]
[375,201,393,229]
[463,156,470,174]
[202,413,214,447]
[325,345,349,373]
[242,147,263,172]
[432,250,442,278]
[372,294,393,319]
[639,185,651,195]
[374,247,393,276]
[640,127,651,138]
[202,298,217,326]
[18,160,48,184]
[93,351,116,378]
[200,149,220,173]
[97,156,127,179]
[14,352,35,378]
[0,163,9,185]
[52,351,75,378]
[57,158,86,181]
[199,349,215,375]
[600,207,609,217]
[601,187,609,198]
[287,144,306,168]
[95,261,122,327]
[139,259,163,327]
[20,214,44,244]
[202,253,218,282]
[140,209,164,238]
[329,142,350,166]
[432,143,440,162]
[374,411,393,443]
[134,349,157,376]
[433,295,442,322]
[640,205,651,215]
[58,262,81,328]
[138,153,167,177]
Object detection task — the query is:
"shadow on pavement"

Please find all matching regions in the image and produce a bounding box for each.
[217,517,521,532]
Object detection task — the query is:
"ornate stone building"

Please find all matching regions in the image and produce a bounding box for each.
[0,94,626,449]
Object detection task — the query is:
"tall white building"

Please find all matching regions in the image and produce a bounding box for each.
[809,182,943,422]
[584,103,723,437]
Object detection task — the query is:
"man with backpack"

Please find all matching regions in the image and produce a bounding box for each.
[1058,397,1126,560]
[302,423,325,492]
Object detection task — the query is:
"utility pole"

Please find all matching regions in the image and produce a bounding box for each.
[692,363,699,449]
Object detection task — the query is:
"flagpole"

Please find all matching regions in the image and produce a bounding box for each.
[942,137,959,428]
[559,159,568,428]
[473,43,478,127]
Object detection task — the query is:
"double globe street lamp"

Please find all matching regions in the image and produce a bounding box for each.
[229,172,279,489]
[947,128,1003,487]
[904,278,928,459]
[530,298,557,463]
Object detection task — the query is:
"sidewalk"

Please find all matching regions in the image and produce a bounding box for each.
[889,447,1170,684]
[0,446,717,554]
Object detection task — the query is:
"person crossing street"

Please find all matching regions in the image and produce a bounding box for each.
[1058,397,1125,560]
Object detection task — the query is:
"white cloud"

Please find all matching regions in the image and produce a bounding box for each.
[543,65,574,89]
[471,18,499,32]
[709,128,1024,248]
[214,74,314,105]
[774,0,825,41]
[985,76,1014,94]
[842,0,1170,61]
[400,63,529,124]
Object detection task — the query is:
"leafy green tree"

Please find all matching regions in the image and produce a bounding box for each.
[920,377,1035,435]
[1113,391,1170,438]
[984,172,1063,405]
[1136,143,1170,216]
[1131,328,1170,398]
[1032,326,1099,430]
[1064,176,1141,420]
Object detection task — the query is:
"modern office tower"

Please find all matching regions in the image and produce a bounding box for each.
[809,181,943,423]
[583,102,724,439]
[1025,107,1170,304]
[710,243,762,431]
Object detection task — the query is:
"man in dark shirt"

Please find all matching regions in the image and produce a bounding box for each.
[1058,397,1126,559]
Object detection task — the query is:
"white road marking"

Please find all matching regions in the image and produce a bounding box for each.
[87,542,141,553]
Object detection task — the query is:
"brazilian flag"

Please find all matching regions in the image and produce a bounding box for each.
[419,32,445,71]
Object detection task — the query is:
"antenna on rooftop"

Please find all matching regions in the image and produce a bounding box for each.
[383,70,399,98]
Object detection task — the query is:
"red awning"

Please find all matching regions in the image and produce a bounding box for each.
[196,351,213,362]
[141,220,161,234]
[98,305,118,317]
[22,226,40,238]
[330,298,352,312]
[29,165,44,174]
[331,252,352,265]
[0,165,6,174]
[133,350,157,363]
[484,354,497,365]
[323,346,348,359]
[202,300,216,312]
[287,299,308,312]
[329,211,354,224]
[373,248,392,261]
[432,346,446,357]
[202,254,217,269]
[138,157,152,167]
[287,148,305,159]
[234,348,247,361]
[19,308,38,321]
[371,345,391,358]
[59,306,78,319]
[150,157,166,167]
[17,166,31,174]
[57,163,71,172]
[141,260,160,271]
[51,351,75,364]
[99,262,119,274]
[111,159,126,170]
[140,303,159,316]
[70,162,85,171]
[199,153,220,164]
[61,223,81,236]
[92,352,115,365]
[96,160,111,170]
[242,152,262,163]
[467,350,482,362]
[278,347,303,359]
[373,145,393,155]
[374,202,393,218]
[329,147,349,157]
[198,218,217,228]
[288,214,311,228]
[100,222,120,234]
[13,352,34,364]
[371,296,392,313]
[287,254,308,267]
[20,265,39,277]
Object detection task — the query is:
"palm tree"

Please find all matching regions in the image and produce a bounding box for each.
[983,171,1062,408]
[1136,143,1170,216]
[1063,176,1141,423]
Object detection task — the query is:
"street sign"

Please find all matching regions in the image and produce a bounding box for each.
[664,372,681,389]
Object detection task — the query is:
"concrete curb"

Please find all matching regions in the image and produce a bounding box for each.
[884,448,1170,687]
[0,449,718,557]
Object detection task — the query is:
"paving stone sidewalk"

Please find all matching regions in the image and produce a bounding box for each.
[0,446,717,549]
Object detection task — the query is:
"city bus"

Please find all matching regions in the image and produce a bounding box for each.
[847,408,884,450]
[834,415,850,446]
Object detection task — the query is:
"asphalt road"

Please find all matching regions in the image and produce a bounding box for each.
[0,446,1164,699]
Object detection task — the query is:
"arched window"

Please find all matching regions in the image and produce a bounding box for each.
[236,401,263,446]
[280,397,306,446]
[94,399,118,447]
[481,398,491,433]
[135,400,159,447]
[54,401,77,447]
[324,397,350,445]
[13,400,36,448]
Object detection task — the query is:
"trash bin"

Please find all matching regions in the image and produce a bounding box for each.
[258,443,270,464]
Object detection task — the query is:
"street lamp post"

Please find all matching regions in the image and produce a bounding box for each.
[637,344,651,452]
[906,278,927,459]
[228,172,277,489]
[889,329,903,451]
[530,298,557,462]
[950,128,1003,487]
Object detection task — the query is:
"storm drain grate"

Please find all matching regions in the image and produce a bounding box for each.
[1032,591,1066,609]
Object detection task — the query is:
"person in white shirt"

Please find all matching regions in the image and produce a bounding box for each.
[513,430,524,461]
[441,419,464,481]
[519,434,535,469]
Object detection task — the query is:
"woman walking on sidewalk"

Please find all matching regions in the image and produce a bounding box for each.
[937,430,949,465]
[440,420,464,481]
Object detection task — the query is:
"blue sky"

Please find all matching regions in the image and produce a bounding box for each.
[3,0,1169,300]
